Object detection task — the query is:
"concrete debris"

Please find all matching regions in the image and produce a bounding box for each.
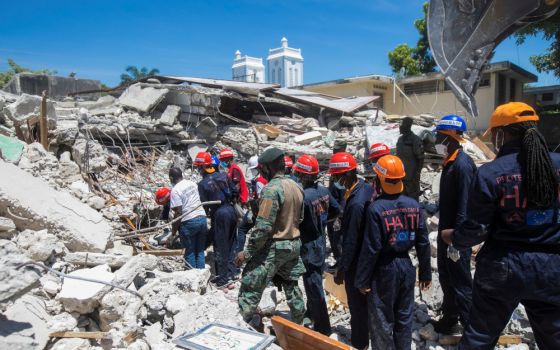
[293,130,323,145]
[0,160,111,252]
[64,252,131,268]
[118,84,169,114]
[158,104,181,126]
[0,295,51,350]
[3,93,57,129]
[0,240,42,306]
[57,264,115,314]
[47,312,79,333]
[72,138,108,174]
[49,338,91,350]
[15,229,67,262]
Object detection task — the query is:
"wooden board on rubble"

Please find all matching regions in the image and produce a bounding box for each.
[439,334,521,346]
[323,272,348,308]
[49,331,110,340]
[271,316,351,350]
[472,137,496,160]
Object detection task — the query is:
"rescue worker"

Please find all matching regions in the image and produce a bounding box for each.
[355,155,432,350]
[211,155,221,173]
[235,148,306,327]
[236,155,268,254]
[169,167,208,269]
[329,152,373,350]
[284,155,294,175]
[431,115,475,334]
[327,139,348,265]
[294,154,341,335]
[194,151,237,285]
[154,187,172,244]
[396,117,424,200]
[442,102,560,350]
[219,148,249,205]
[368,142,391,197]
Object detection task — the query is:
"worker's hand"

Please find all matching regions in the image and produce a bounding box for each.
[234,251,247,267]
[419,280,432,291]
[359,287,371,295]
[441,229,454,245]
[333,270,344,285]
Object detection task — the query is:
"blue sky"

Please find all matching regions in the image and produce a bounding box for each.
[0,0,558,87]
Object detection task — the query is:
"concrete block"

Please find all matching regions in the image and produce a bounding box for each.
[0,295,51,350]
[3,93,57,129]
[15,229,67,262]
[64,252,130,268]
[0,240,42,305]
[0,216,15,231]
[57,264,115,314]
[118,84,169,113]
[196,117,217,141]
[158,105,180,126]
[293,131,323,145]
[0,160,111,252]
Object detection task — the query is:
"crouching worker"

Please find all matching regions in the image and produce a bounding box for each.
[194,151,238,286]
[294,154,341,335]
[169,167,208,269]
[355,155,432,350]
[235,147,306,327]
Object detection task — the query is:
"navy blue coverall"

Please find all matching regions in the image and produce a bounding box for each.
[300,184,341,335]
[355,194,432,350]
[327,181,346,263]
[338,179,374,349]
[437,149,476,326]
[198,171,238,285]
[452,144,560,350]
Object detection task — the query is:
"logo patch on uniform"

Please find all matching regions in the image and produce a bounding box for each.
[526,209,553,226]
[258,198,273,219]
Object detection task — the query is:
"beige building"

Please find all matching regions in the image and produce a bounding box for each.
[301,61,537,132]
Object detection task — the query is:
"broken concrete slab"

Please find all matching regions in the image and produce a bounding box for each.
[3,93,57,129]
[0,240,42,306]
[0,159,111,252]
[71,138,107,174]
[112,253,158,289]
[57,264,115,314]
[0,216,16,232]
[196,117,218,141]
[49,338,91,350]
[293,131,323,145]
[118,84,169,114]
[158,105,181,126]
[64,252,131,268]
[0,294,51,350]
[47,312,78,333]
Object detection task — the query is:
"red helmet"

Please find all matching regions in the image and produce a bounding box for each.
[328,152,357,174]
[193,152,212,166]
[368,143,390,160]
[218,148,234,160]
[155,187,171,205]
[294,154,319,175]
[284,156,294,169]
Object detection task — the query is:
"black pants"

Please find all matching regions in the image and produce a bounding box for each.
[212,204,238,284]
[344,268,369,349]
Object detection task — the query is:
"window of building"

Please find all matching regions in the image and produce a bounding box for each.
[542,92,554,102]
[403,80,439,95]
[271,69,275,83]
[289,68,293,86]
[443,73,490,91]
[278,68,282,85]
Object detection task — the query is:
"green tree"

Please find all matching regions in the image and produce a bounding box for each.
[514,10,560,78]
[388,2,436,77]
[0,58,57,87]
[120,66,160,85]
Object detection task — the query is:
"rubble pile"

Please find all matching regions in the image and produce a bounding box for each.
[0,79,534,350]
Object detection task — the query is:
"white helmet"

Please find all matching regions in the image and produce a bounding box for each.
[248,155,259,169]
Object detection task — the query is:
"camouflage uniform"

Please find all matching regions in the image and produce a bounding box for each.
[238,174,306,324]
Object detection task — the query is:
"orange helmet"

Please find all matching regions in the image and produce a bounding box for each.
[193,152,212,166]
[328,152,357,174]
[483,102,539,137]
[368,143,390,160]
[155,187,171,205]
[284,156,294,169]
[218,148,234,160]
[373,155,405,195]
[294,154,319,175]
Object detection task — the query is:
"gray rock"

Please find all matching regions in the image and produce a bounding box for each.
[0,240,41,306]
[15,229,67,262]
[159,105,181,126]
[0,217,16,232]
[87,196,106,210]
[118,84,169,114]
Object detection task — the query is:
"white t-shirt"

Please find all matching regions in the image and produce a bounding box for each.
[170,179,206,222]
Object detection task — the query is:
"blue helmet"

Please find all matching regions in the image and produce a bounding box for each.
[436,114,467,132]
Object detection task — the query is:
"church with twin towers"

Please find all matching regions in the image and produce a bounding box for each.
[232,37,304,87]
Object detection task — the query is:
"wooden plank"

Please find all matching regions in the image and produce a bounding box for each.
[439,334,522,346]
[271,316,351,350]
[135,249,183,256]
[49,331,109,340]
[323,272,348,308]
[472,137,496,160]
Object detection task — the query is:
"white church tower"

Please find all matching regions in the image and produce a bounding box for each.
[266,37,304,87]
[232,50,265,83]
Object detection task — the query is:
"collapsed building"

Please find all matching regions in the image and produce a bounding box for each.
[0,75,532,350]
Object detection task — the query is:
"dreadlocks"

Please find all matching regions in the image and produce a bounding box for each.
[506,121,559,208]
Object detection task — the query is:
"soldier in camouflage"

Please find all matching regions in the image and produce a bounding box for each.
[234,147,306,326]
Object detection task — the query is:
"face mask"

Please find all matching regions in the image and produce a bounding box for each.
[492,129,505,153]
[435,144,448,156]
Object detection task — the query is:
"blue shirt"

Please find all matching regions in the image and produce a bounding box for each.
[300,184,342,243]
[197,172,233,217]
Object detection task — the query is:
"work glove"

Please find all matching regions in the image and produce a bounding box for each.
[447,245,461,262]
